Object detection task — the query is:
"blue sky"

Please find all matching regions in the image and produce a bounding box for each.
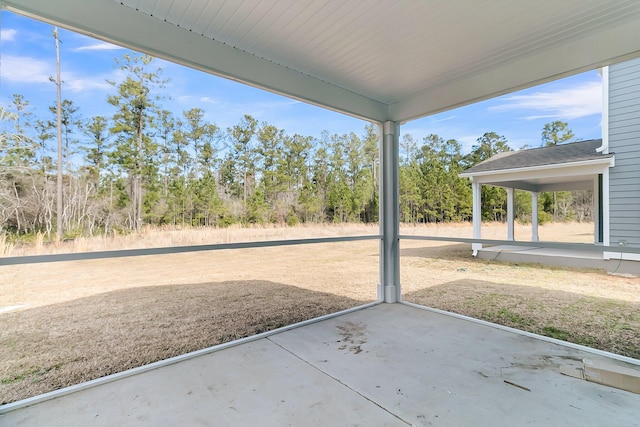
[1,10,603,155]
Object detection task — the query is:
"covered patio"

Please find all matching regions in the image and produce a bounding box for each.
[2,0,640,424]
[460,140,615,251]
[3,303,640,426]
[458,140,632,272]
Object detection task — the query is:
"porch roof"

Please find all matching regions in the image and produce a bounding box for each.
[4,0,640,124]
[460,140,615,192]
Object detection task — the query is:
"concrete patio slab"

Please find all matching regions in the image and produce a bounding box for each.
[271,303,640,426]
[2,303,639,426]
[477,245,640,275]
[0,335,402,426]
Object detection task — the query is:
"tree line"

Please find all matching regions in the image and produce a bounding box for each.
[0,54,592,241]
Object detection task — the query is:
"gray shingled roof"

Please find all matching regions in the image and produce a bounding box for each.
[461,139,612,175]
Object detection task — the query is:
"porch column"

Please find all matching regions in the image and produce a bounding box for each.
[603,169,610,247]
[531,192,539,242]
[506,187,514,241]
[471,179,482,256]
[379,121,400,303]
[593,178,600,243]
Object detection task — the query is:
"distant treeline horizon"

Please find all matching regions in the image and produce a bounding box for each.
[0,54,593,241]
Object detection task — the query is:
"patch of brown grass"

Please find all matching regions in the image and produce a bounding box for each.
[404,280,640,359]
[398,233,640,360]
[0,281,362,405]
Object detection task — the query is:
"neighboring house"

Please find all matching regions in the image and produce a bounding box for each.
[460,57,640,273]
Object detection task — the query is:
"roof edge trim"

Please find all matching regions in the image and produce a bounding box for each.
[459,156,615,179]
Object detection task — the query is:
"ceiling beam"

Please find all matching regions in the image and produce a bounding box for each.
[482,181,541,192]
[390,16,640,123]
[484,180,596,192]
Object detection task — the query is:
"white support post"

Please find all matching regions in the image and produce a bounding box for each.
[471,179,482,256]
[531,192,539,242]
[603,168,610,247]
[379,121,400,303]
[506,188,514,241]
[593,178,599,244]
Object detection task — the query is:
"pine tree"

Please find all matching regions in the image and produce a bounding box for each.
[228,115,258,223]
[256,122,284,220]
[540,121,576,220]
[33,119,55,174]
[107,54,167,231]
[464,132,512,221]
[81,116,109,184]
[541,120,574,146]
[49,99,81,174]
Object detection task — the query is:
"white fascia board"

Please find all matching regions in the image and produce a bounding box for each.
[3,0,389,123]
[459,157,614,183]
[391,17,640,123]
[598,66,609,153]
[484,180,595,193]
[532,180,596,192]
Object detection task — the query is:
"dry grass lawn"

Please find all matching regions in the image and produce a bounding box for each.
[1,222,639,405]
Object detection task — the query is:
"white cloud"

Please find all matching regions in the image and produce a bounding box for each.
[490,80,602,120]
[242,99,303,121]
[0,55,51,84]
[63,73,113,92]
[175,95,194,103]
[199,96,220,105]
[0,54,117,93]
[256,99,300,109]
[69,67,128,93]
[73,41,123,52]
[431,114,456,123]
[1,28,17,41]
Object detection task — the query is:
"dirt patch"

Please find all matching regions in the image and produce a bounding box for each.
[336,321,367,355]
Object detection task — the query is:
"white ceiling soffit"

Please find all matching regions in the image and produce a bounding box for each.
[5,0,640,123]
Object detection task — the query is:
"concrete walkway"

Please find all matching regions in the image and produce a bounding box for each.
[2,303,639,426]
